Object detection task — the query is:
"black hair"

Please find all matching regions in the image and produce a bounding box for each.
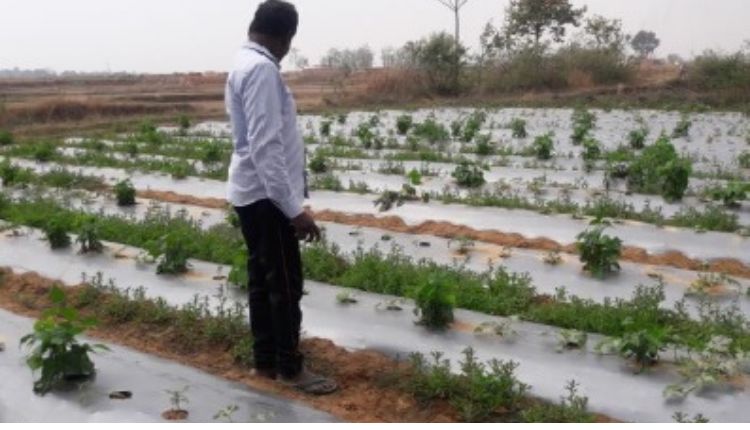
[248,0,299,40]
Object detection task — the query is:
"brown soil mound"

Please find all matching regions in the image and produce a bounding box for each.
[136,190,227,209]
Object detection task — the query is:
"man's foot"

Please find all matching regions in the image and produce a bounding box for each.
[251,368,277,380]
[279,369,338,395]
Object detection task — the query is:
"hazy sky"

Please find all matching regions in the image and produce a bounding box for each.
[1,0,748,73]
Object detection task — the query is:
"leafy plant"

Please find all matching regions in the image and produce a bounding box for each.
[201,142,223,164]
[32,142,57,162]
[76,218,104,254]
[20,287,108,394]
[452,162,486,188]
[319,119,333,137]
[412,117,450,144]
[581,136,601,162]
[177,115,191,133]
[148,233,192,275]
[510,118,528,138]
[44,216,71,249]
[474,134,494,156]
[411,276,455,330]
[228,251,248,289]
[628,128,648,149]
[407,168,423,185]
[0,129,14,146]
[336,290,358,305]
[595,319,671,372]
[308,152,329,174]
[520,381,594,423]
[113,179,136,206]
[557,329,588,352]
[532,133,554,160]
[628,135,692,201]
[461,111,487,143]
[396,114,414,135]
[708,182,748,208]
[575,221,622,278]
[571,108,596,145]
[659,157,692,201]
[672,116,692,138]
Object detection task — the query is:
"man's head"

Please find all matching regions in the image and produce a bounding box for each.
[248,0,298,61]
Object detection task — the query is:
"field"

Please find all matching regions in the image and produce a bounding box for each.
[1,103,749,422]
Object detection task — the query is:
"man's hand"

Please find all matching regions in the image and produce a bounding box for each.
[291,211,321,242]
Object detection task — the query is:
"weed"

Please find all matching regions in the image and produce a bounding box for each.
[20,287,108,394]
[474,318,518,338]
[228,251,248,289]
[201,142,223,164]
[113,179,136,206]
[310,172,342,191]
[686,272,740,297]
[575,221,622,278]
[411,276,455,330]
[628,135,692,201]
[32,142,57,162]
[177,114,191,132]
[412,117,450,144]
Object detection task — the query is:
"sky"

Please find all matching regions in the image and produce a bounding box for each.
[0,0,748,74]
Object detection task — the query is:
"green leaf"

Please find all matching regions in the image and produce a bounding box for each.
[48,286,65,304]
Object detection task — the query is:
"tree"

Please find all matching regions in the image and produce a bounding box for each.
[286,48,309,70]
[584,15,629,52]
[433,0,472,91]
[631,31,660,58]
[504,0,587,46]
[404,32,466,95]
[321,46,374,72]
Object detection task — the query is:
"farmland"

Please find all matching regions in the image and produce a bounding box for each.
[1,103,749,422]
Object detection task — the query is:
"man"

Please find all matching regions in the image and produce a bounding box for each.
[226,0,337,395]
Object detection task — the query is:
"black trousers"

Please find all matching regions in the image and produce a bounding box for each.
[235,199,304,378]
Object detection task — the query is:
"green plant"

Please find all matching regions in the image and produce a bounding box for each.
[20,287,108,394]
[658,157,692,201]
[228,251,248,288]
[510,118,528,138]
[628,135,692,201]
[336,290,358,305]
[520,381,594,423]
[139,120,164,145]
[76,218,104,254]
[163,386,190,420]
[337,113,347,124]
[213,405,239,422]
[532,133,554,160]
[201,142,223,164]
[319,120,332,137]
[44,217,71,249]
[32,142,57,162]
[407,168,422,185]
[452,162,486,188]
[628,128,648,149]
[575,221,622,278]
[557,329,588,352]
[411,276,455,330]
[474,134,494,156]
[739,151,750,169]
[308,152,329,174]
[396,114,414,135]
[672,412,710,423]
[708,182,748,208]
[0,130,14,146]
[672,116,692,138]
[412,118,450,144]
[571,108,596,145]
[113,179,136,206]
[595,319,671,372]
[543,250,563,265]
[581,136,601,162]
[177,115,191,132]
[148,233,192,275]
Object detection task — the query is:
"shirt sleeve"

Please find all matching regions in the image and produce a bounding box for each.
[241,63,303,219]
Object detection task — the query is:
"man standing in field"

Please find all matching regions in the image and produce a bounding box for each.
[226,0,337,395]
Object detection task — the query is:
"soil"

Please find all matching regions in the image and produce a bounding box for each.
[135,190,228,210]
[161,409,189,421]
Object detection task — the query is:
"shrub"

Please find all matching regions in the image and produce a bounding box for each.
[44,217,71,249]
[461,111,487,143]
[113,180,136,206]
[308,152,329,174]
[0,130,14,146]
[411,276,455,330]
[628,128,648,149]
[510,118,528,138]
[532,133,554,160]
[686,50,750,91]
[396,114,414,135]
[576,221,622,278]
[20,287,107,394]
[77,218,104,254]
[413,118,450,144]
[201,143,223,164]
[658,158,692,201]
[452,162,485,188]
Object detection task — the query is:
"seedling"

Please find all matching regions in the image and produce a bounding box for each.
[213,404,239,423]
[556,329,588,352]
[595,321,671,373]
[543,250,563,266]
[20,287,108,394]
[411,276,455,330]
[687,272,740,297]
[76,218,104,254]
[162,386,190,421]
[448,236,475,256]
[336,290,358,305]
[113,179,136,206]
[474,317,519,338]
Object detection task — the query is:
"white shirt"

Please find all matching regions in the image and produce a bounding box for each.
[225,41,306,219]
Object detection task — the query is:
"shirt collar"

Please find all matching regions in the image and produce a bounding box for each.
[244,41,280,68]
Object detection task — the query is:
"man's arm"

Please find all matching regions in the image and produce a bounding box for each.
[241,63,303,220]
